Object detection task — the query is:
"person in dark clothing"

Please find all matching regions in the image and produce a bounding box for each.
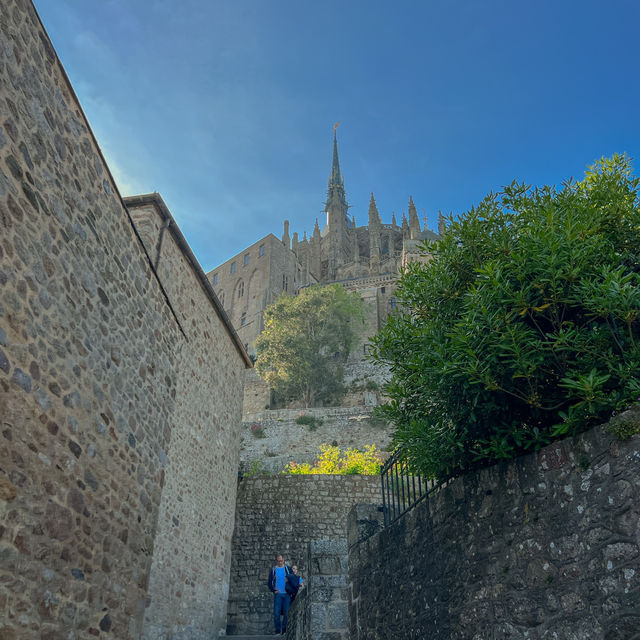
[288,565,303,601]
[267,554,295,634]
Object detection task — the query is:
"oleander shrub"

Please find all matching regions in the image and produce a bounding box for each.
[370,155,640,480]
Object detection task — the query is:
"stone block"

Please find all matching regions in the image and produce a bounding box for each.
[326,602,348,630]
[310,539,347,556]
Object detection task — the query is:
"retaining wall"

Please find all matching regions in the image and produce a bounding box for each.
[227,475,380,635]
[348,417,640,639]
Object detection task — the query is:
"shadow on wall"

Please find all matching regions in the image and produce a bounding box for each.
[347,416,640,640]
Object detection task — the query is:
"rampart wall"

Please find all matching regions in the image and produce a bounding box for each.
[227,475,380,635]
[0,3,247,638]
[348,418,640,639]
[126,195,248,639]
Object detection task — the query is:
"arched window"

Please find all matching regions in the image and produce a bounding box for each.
[240,312,247,326]
[218,290,225,306]
[237,281,244,298]
[282,274,288,291]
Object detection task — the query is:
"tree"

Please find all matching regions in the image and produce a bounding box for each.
[255,284,364,407]
[370,154,640,480]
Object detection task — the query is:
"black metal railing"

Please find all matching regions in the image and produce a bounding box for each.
[380,448,448,526]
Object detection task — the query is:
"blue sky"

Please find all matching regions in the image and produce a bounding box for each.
[35,0,640,272]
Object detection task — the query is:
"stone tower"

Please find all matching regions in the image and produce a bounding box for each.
[325,130,351,280]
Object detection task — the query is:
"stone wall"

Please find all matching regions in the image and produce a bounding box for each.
[348,418,640,639]
[227,475,380,635]
[242,368,270,416]
[0,3,247,638]
[207,233,302,359]
[239,406,392,474]
[287,539,350,640]
[126,195,249,639]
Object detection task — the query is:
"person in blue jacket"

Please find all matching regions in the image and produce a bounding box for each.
[289,565,303,601]
[267,554,298,634]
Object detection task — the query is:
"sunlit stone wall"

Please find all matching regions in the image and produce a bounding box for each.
[0,2,247,638]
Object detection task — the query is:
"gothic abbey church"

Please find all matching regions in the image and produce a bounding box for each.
[208,131,442,358]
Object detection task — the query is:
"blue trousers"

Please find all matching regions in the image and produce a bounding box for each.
[273,592,291,632]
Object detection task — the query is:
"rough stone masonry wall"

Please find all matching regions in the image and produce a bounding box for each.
[287,539,350,640]
[0,3,246,638]
[240,406,392,474]
[348,418,640,640]
[126,197,248,639]
[227,475,380,635]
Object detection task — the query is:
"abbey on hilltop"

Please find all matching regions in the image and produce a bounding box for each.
[207,129,442,358]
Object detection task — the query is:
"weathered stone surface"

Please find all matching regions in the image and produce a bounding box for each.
[227,475,379,635]
[287,538,351,640]
[348,422,640,639]
[240,404,392,474]
[0,4,247,638]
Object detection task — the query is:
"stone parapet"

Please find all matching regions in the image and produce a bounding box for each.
[348,416,640,639]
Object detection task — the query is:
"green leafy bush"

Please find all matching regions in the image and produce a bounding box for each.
[370,155,640,480]
[294,414,324,429]
[283,444,382,475]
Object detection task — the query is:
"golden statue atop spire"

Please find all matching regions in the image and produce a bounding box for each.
[333,121,341,132]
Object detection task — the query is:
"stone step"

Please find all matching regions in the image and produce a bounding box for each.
[225,636,278,639]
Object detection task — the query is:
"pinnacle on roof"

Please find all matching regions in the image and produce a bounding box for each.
[408,196,421,238]
[438,211,447,235]
[368,192,382,226]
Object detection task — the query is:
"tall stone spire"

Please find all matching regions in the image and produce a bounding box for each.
[326,130,347,210]
[325,125,350,280]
